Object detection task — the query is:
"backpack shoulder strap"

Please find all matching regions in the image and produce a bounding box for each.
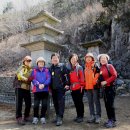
[44,68,49,79]
[59,63,64,72]
[76,65,82,77]
[33,69,37,79]
[92,63,100,77]
[106,64,111,77]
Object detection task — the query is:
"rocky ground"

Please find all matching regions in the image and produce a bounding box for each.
[0,96,130,130]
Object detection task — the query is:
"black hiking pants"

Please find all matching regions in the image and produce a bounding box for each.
[104,86,116,121]
[52,89,65,118]
[33,92,49,118]
[71,89,84,118]
[15,88,31,119]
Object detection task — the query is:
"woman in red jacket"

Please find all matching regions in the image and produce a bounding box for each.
[67,54,84,123]
[98,54,117,128]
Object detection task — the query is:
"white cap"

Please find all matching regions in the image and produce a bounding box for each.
[97,54,110,61]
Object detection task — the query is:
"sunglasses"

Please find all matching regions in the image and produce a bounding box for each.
[26,60,32,62]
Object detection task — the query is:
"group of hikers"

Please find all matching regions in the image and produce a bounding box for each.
[15,52,117,128]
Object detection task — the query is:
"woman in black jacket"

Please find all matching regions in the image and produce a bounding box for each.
[49,53,70,126]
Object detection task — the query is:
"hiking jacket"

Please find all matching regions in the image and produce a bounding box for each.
[16,65,32,90]
[49,63,70,90]
[84,61,100,90]
[67,63,85,91]
[31,67,51,93]
[100,64,117,87]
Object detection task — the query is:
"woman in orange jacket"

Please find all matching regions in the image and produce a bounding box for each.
[84,53,101,124]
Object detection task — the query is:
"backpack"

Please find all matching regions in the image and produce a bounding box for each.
[92,63,100,76]
[92,63,100,89]
[13,75,22,88]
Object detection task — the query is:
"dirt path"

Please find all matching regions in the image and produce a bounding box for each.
[0,96,130,130]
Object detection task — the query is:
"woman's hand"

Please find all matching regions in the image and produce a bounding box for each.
[101,81,107,87]
[23,77,28,81]
[39,84,45,89]
[65,85,70,90]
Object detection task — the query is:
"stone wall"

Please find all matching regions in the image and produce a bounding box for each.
[124,79,130,92]
[0,77,15,104]
[0,77,14,92]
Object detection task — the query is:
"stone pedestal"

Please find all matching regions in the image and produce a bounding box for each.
[82,39,103,61]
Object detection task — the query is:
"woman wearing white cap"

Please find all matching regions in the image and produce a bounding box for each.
[31,57,51,125]
[98,54,117,128]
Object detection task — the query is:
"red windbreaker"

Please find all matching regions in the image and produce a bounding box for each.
[69,65,85,91]
[100,64,117,87]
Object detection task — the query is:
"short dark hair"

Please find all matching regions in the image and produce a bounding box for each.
[51,53,60,59]
[69,53,79,63]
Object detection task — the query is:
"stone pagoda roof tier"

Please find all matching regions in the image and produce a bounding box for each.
[28,10,61,25]
[21,39,64,52]
[26,23,64,36]
[81,39,104,48]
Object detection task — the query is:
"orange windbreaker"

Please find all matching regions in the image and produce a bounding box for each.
[84,61,99,90]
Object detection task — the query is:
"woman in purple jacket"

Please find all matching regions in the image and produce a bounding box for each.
[31,57,51,125]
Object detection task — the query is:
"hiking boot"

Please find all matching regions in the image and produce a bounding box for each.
[95,115,101,124]
[87,115,95,123]
[24,116,32,122]
[17,117,25,125]
[73,117,78,122]
[56,117,63,126]
[40,117,46,124]
[52,116,58,123]
[105,120,116,128]
[76,117,83,123]
[104,119,112,126]
[32,117,39,125]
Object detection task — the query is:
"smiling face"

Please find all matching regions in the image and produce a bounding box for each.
[100,55,108,65]
[85,56,93,63]
[70,56,78,67]
[51,55,60,65]
[37,61,45,68]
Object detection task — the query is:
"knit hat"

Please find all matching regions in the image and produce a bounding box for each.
[97,54,110,61]
[36,57,46,65]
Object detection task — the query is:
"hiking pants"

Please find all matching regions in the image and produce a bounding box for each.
[71,89,84,118]
[33,92,49,118]
[87,89,101,117]
[104,86,116,121]
[15,88,31,119]
[52,89,65,118]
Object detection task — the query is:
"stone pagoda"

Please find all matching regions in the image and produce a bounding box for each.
[81,39,103,61]
[21,10,64,66]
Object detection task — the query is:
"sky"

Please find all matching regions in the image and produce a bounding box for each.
[0,0,48,14]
